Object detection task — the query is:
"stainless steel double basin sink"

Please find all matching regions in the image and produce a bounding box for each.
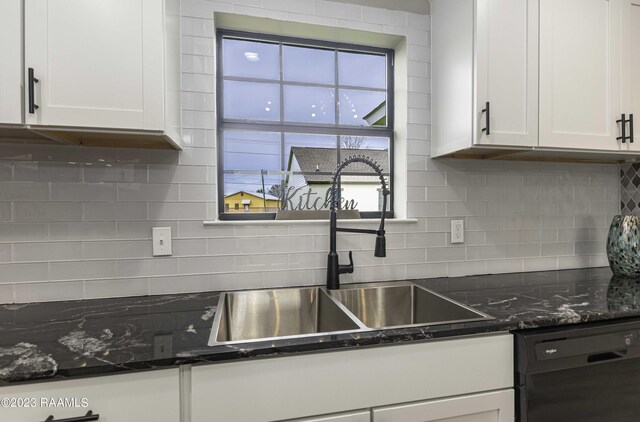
[208,282,493,346]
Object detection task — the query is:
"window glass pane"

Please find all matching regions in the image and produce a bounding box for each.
[338,51,386,89]
[222,38,279,80]
[224,131,281,171]
[283,45,335,84]
[338,136,390,212]
[283,134,338,211]
[223,172,283,213]
[284,86,335,124]
[340,175,390,212]
[338,89,386,126]
[224,81,280,121]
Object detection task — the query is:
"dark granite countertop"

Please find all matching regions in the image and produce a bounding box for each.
[2,266,640,385]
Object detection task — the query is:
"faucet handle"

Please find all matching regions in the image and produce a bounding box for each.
[339,251,354,275]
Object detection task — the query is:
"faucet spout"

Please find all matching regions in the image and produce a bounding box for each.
[326,155,390,290]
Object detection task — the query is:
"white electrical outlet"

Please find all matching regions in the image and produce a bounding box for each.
[451,219,464,244]
[152,227,172,256]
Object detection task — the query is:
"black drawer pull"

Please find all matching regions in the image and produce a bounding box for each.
[630,114,634,143]
[481,101,490,135]
[617,114,627,143]
[28,67,39,114]
[44,410,99,422]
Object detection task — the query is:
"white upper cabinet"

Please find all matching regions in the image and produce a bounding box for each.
[432,0,538,158]
[475,0,538,147]
[433,0,640,162]
[538,0,622,151]
[622,0,640,151]
[0,0,23,125]
[23,0,181,148]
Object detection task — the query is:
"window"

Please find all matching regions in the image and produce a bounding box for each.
[217,30,394,220]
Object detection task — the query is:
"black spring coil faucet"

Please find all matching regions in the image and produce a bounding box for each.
[326,155,390,290]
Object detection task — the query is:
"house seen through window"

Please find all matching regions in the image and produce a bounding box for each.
[217,30,394,220]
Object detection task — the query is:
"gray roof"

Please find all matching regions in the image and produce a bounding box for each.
[288,147,388,184]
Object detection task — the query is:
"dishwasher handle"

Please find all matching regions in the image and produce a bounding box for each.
[588,350,627,363]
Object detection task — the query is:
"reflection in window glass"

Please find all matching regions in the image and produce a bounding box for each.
[338,51,387,89]
[223,81,280,121]
[339,90,386,126]
[284,86,335,124]
[223,39,279,80]
[283,45,335,84]
[224,131,281,171]
[339,175,391,212]
[223,172,283,213]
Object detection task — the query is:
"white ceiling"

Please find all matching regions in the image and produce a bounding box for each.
[329,0,429,15]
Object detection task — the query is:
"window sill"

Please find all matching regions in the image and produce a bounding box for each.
[203,218,418,226]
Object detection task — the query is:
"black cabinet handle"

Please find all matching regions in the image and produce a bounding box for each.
[28,67,39,114]
[481,101,490,135]
[630,114,634,143]
[617,113,627,143]
[44,410,99,422]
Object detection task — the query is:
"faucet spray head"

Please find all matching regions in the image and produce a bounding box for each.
[374,233,386,258]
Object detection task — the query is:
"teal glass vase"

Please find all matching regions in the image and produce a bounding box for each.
[607,215,640,276]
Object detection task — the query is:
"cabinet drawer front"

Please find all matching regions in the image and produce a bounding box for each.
[0,369,180,422]
[372,389,514,422]
[192,334,513,422]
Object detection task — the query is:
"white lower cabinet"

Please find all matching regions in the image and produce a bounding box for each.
[0,368,180,422]
[191,334,514,422]
[372,390,514,422]
[289,410,372,422]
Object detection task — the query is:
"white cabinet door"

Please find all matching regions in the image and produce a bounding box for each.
[621,0,640,150]
[0,369,180,422]
[289,410,371,422]
[475,0,538,147]
[0,0,22,125]
[372,390,514,422]
[24,0,164,131]
[539,0,622,151]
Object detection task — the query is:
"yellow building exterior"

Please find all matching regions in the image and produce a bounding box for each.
[224,191,280,213]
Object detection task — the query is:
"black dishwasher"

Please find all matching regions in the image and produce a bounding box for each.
[515,318,640,422]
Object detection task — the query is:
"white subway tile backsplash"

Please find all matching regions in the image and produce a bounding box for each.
[50,260,117,281]
[0,182,49,201]
[118,183,180,202]
[51,182,116,202]
[0,223,48,242]
[83,164,147,183]
[84,202,148,221]
[51,222,117,240]
[0,0,618,303]
[14,281,83,303]
[84,240,152,260]
[314,0,361,21]
[14,162,82,182]
[0,263,49,283]
[0,244,12,263]
[116,221,179,240]
[84,277,149,300]
[148,202,207,220]
[13,242,83,262]
[0,284,14,304]
[117,258,179,277]
[263,0,314,14]
[0,203,11,221]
